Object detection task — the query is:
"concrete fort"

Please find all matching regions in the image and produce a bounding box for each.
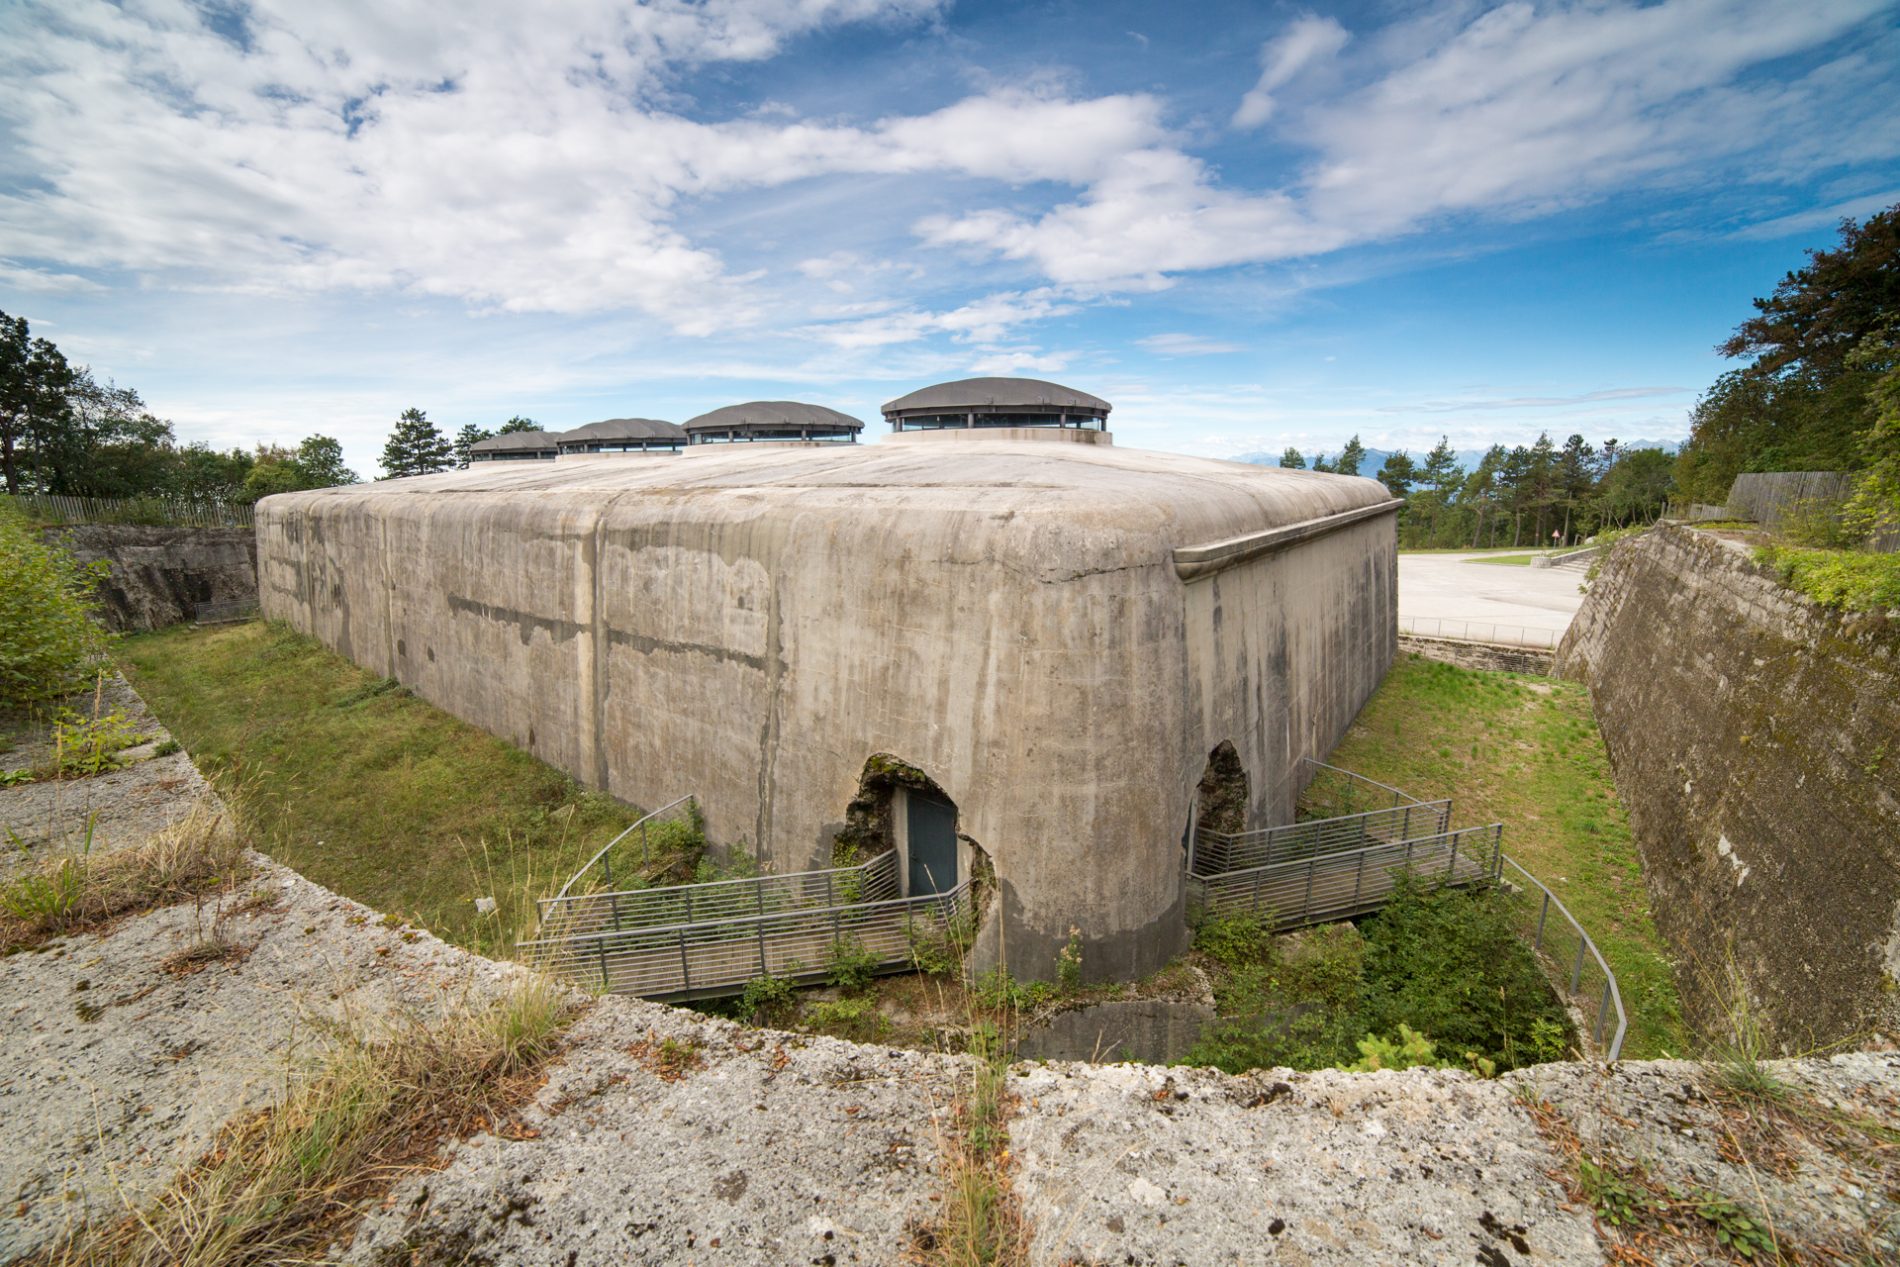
[256,398,1396,983]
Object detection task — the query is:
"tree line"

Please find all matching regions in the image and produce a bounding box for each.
[2,308,550,502]
[1673,203,1897,544]
[1,310,357,503]
[1279,433,1674,550]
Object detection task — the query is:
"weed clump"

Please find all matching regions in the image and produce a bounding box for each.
[1,802,244,950]
[0,505,109,714]
[38,976,574,1267]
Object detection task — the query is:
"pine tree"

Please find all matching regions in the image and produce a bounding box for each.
[1335,434,1367,478]
[497,415,539,434]
[1278,447,1306,469]
[380,407,453,479]
[453,423,492,469]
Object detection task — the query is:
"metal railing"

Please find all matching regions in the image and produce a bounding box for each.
[1397,616,1562,649]
[1190,799,1452,876]
[1296,756,1428,818]
[550,794,699,904]
[1498,856,1627,1060]
[522,872,970,1001]
[4,492,256,528]
[1187,823,1503,930]
[192,598,259,625]
[538,849,900,941]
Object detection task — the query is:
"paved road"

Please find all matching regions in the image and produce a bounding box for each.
[1397,551,1587,643]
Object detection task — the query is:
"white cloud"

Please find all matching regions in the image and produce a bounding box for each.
[918,0,1897,289]
[1233,15,1349,130]
[1136,333,1245,356]
[1376,386,1691,414]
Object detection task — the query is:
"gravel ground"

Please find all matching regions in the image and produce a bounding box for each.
[0,859,527,1261]
[1,674,212,881]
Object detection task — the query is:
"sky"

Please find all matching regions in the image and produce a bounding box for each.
[2,0,1897,478]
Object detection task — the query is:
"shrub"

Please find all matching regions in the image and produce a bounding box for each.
[50,708,144,776]
[738,971,798,1024]
[824,937,881,994]
[805,995,889,1042]
[1192,910,1275,970]
[1056,925,1083,992]
[1345,1024,1441,1071]
[1754,543,1900,614]
[0,507,109,713]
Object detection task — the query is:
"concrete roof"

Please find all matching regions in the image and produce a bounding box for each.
[882,377,1111,417]
[469,431,559,454]
[280,440,1392,558]
[682,401,864,435]
[558,418,686,445]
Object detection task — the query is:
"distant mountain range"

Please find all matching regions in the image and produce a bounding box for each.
[1234,438,1682,475]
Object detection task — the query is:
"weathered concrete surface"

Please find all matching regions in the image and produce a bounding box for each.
[1014,997,1216,1064]
[256,443,1396,982]
[1012,1060,1602,1266]
[1557,525,1900,1049]
[45,524,257,631]
[0,673,211,880]
[1397,635,1554,675]
[341,999,960,1266]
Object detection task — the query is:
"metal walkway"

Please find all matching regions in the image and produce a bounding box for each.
[522,801,968,1001]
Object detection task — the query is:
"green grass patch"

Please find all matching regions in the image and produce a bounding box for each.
[1467,552,1544,566]
[114,621,670,956]
[1754,544,1900,614]
[1318,654,1687,1059]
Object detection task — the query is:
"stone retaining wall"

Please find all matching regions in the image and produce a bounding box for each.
[1556,524,1900,1049]
[44,523,258,631]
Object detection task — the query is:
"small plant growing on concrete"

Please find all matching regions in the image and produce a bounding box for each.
[1056,926,1083,992]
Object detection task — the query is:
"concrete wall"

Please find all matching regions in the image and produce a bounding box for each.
[1397,635,1554,675]
[257,444,1395,983]
[1557,525,1900,1049]
[46,524,257,632]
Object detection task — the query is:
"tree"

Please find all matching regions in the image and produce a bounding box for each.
[1335,434,1367,478]
[1595,447,1675,528]
[1720,205,1900,379]
[241,434,358,503]
[295,435,357,487]
[1414,437,1463,546]
[1677,205,1899,503]
[497,415,539,435]
[0,310,76,495]
[1555,434,1597,545]
[1278,447,1306,470]
[1463,446,1506,547]
[1375,450,1416,499]
[454,423,493,469]
[380,408,453,479]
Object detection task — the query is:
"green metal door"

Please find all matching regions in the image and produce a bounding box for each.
[907,790,958,895]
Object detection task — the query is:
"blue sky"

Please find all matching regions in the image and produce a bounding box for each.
[2,0,1897,477]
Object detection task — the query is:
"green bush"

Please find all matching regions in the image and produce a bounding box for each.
[738,971,798,1024]
[824,937,881,994]
[1182,882,1571,1076]
[804,995,889,1042]
[1755,544,1900,614]
[1192,910,1275,970]
[0,508,108,713]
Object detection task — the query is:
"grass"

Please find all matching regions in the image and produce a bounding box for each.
[35,976,573,1267]
[1467,552,1544,566]
[1,801,245,951]
[113,620,680,956]
[1320,653,1687,1059]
